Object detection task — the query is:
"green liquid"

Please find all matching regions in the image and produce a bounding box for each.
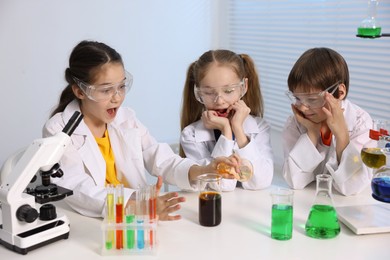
[357,27,382,37]
[105,241,113,250]
[126,215,135,249]
[305,204,340,239]
[271,204,293,240]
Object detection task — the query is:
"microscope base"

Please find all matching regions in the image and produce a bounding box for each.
[0,214,70,255]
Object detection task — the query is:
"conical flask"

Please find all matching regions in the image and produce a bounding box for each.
[305,174,340,239]
[357,0,382,38]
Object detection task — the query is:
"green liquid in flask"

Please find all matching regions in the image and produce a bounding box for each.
[357,27,382,37]
[305,204,340,239]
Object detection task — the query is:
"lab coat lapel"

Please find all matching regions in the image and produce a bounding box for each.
[78,133,107,187]
[108,122,146,188]
[194,121,214,142]
[63,102,107,186]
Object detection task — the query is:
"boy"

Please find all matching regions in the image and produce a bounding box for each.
[282,47,376,195]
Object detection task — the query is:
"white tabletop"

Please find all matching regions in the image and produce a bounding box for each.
[1,172,389,260]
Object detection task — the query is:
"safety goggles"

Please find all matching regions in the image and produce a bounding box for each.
[73,71,133,102]
[194,80,246,104]
[285,81,341,109]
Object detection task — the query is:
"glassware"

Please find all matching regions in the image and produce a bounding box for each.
[72,71,133,102]
[305,174,340,239]
[197,173,222,227]
[361,146,386,168]
[357,0,382,38]
[217,158,253,182]
[371,150,390,202]
[361,119,390,203]
[194,80,246,104]
[270,188,294,240]
[285,81,340,109]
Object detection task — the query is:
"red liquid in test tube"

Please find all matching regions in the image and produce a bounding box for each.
[116,184,124,249]
[148,185,157,247]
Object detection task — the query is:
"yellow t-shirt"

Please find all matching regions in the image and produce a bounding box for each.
[95,129,120,185]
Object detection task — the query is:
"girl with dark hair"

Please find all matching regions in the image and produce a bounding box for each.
[43,41,238,219]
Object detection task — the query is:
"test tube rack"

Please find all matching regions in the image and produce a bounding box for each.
[101,185,157,255]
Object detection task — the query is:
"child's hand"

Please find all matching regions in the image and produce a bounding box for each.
[229,100,250,132]
[291,104,321,146]
[322,92,348,138]
[211,156,240,179]
[322,93,349,161]
[291,104,321,133]
[216,153,242,179]
[201,110,230,131]
[155,176,186,221]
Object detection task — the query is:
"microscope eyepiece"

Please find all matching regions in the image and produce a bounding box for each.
[62,111,83,136]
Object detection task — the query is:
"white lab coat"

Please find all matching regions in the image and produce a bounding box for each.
[282,99,376,196]
[42,100,195,218]
[180,115,274,191]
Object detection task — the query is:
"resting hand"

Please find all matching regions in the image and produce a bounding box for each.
[229,100,250,132]
[201,110,231,134]
[155,176,186,221]
[291,104,321,145]
[322,93,349,161]
[322,93,348,141]
[291,104,321,133]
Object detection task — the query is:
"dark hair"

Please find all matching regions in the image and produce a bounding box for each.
[50,40,123,117]
[287,47,349,99]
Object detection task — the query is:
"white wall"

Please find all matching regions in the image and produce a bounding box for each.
[0,0,219,166]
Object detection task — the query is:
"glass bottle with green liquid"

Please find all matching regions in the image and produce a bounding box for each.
[305,174,340,239]
[357,0,382,38]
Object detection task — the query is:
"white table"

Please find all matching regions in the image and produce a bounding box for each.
[1,172,389,260]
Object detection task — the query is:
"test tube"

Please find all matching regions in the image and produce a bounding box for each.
[116,184,124,249]
[148,185,157,248]
[136,188,146,249]
[105,184,115,250]
[125,203,135,249]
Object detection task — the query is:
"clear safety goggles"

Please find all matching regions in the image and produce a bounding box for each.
[194,80,246,104]
[285,81,341,109]
[72,71,133,102]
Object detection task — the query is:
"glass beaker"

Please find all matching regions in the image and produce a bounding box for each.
[197,173,222,227]
[217,158,253,182]
[305,174,340,239]
[270,188,294,240]
[357,0,382,38]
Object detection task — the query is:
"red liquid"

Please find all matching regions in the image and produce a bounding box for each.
[149,198,157,246]
[199,192,221,227]
[116,204,123,249]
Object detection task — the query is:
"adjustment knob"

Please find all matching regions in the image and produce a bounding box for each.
[39,204,57,221]
[16,204,39,223]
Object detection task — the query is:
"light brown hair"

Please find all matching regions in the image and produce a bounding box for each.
[179,50,264,157]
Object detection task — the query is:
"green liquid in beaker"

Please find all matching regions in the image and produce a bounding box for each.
[305,204,340,239]
[357,27,382,37]
[271,204,293,240]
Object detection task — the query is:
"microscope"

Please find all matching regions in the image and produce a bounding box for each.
[0,111,83,254]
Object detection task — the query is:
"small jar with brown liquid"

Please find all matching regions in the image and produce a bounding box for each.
[197,173,222,227]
